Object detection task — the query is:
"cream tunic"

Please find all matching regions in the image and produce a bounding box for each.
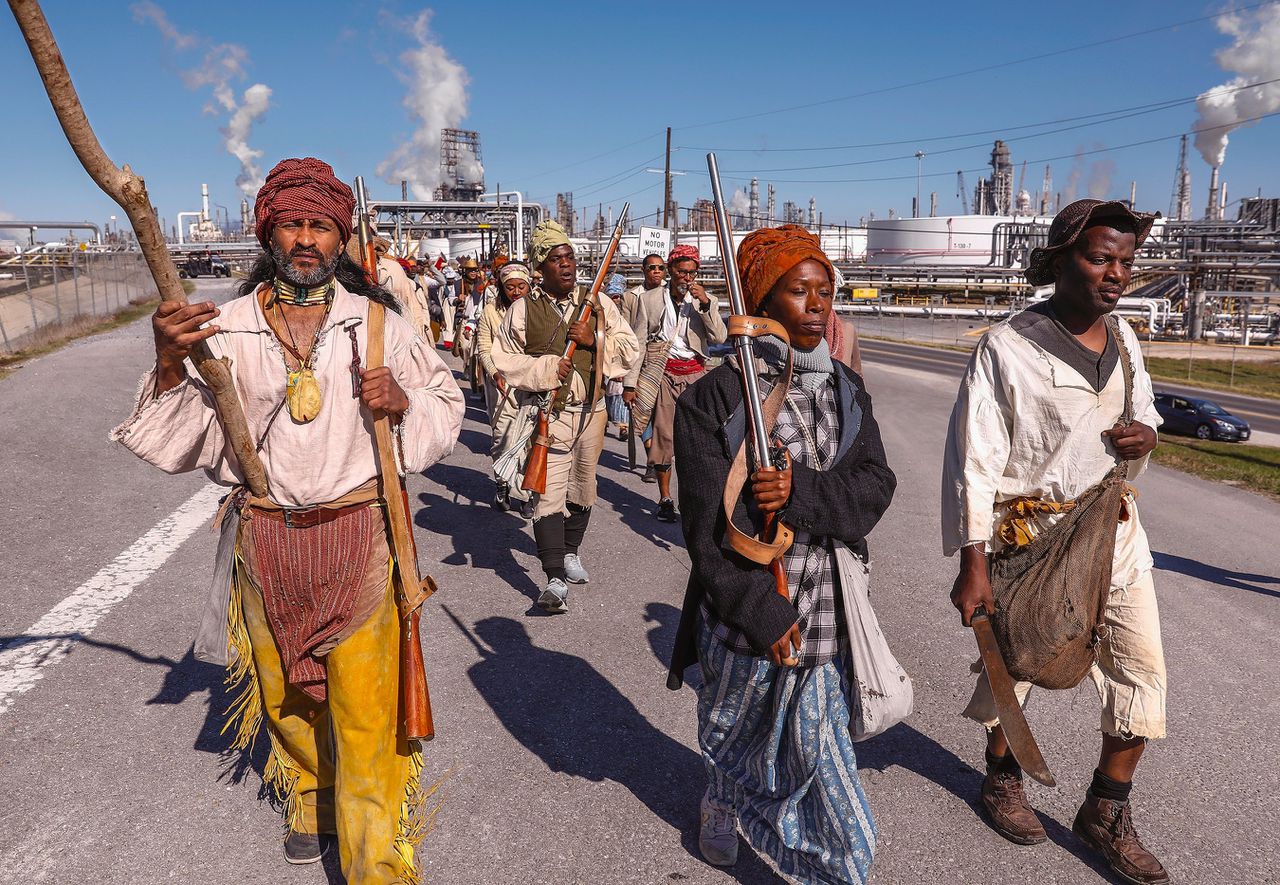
[490,287,639,412]
[111,282,465,507]
[941,315,1162,587]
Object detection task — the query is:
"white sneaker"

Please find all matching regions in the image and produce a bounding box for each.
[563,553,589,584]
[699,792,739,867]
[537,578,569,614]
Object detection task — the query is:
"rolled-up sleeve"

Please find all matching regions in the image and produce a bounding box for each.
[941,341,1011,555]
[110,367,227,474]
[391,334,465,473]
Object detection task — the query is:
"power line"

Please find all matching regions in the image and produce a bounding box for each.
[674,1,1278,132]
[680,77,1280,156]
[669,110,1280,186]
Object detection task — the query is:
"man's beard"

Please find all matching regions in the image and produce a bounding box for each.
[272,243,341,286]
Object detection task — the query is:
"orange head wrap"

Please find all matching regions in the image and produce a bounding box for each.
[736,224,834,314]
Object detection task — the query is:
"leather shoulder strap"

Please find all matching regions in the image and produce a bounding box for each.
[368,298,386,370]
[1106,315,1134,425]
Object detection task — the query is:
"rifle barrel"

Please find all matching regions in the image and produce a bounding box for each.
[707,153,774,471]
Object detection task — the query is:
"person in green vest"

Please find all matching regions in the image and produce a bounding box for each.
[491,220,639,612]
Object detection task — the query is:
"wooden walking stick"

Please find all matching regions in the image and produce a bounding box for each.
[8,0,268,497]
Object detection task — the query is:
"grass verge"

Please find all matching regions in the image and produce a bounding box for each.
[1151,436,1280,501]
[0,284,185,381]
[1145,356,1280,401]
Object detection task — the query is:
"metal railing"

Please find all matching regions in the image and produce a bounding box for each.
[0,248,157,353]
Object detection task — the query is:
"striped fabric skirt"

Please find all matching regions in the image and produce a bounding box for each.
[696,619,876,884]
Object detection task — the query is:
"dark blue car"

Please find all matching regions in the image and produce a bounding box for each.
[1153,392,1251,442]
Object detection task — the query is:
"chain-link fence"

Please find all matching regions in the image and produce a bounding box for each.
[0,250,157,353]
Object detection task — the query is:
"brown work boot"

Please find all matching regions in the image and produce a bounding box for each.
[980,765,1047,845]
[1073,794,1169,884]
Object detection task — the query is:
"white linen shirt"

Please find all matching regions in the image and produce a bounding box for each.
[111,282,465,507]
[941,315,1162,587]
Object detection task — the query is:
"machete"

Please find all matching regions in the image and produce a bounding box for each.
[971,608,1056,787]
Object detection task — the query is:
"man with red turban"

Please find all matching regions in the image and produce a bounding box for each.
[114,157,464,883]
[624,242,727,521]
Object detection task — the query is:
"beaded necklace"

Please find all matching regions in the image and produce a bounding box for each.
[270,277,335,307]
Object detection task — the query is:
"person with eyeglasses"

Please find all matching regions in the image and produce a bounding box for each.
[624,244,728,522]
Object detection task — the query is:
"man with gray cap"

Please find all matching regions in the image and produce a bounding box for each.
[943,199,1168,884]
[492,220,638,612]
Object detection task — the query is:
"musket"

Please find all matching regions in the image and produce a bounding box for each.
[355,176,436,742]
[521,202,630,495]
[707,153,796,656]
[8,0,268,498]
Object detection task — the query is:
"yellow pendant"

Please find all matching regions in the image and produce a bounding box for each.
[286,368,323,423]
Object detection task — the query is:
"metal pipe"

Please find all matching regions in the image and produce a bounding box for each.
[176,212,201,245]
[0,220,101,244]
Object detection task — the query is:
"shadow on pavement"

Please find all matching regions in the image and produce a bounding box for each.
[1152,550,1280,598]
[445,610,780,884]
[595,450,685,553]
[417,463,542,605]
[643,601,701,691]
[858,723,1126,882]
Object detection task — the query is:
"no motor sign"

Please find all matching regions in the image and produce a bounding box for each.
[638,226,672,260]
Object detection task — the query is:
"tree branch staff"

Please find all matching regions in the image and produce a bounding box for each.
[112,158,464,883]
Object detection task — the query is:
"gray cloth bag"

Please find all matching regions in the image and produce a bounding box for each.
[834,540,914,741]
[192,506,239,667]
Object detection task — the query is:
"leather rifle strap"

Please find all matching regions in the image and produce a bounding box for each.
[721,315,795,565]
[367,302,432,613]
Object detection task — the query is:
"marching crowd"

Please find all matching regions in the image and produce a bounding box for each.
[115,156,1173,885]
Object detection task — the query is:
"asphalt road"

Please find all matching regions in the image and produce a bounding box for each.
[858,338,1280,438]
[1,278,1277,884]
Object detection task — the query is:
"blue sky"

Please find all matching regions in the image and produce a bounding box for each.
[2,1,1278,235]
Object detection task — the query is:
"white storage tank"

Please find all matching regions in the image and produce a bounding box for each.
[866,215,1049,266]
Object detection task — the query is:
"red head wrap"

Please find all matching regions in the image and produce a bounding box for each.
[667,243,700,266]
[736,224,834,314]
[253,157,356,249]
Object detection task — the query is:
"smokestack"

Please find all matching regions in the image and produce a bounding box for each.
[808,197,816,227]
[240,198,250,233]
[767,184,775,224]
[930,192,938,217]
[1206,165,1221,220]
[201,183,210,223]
[749,178,759,227]
[1129,181,1137,208]
[1221,181,1229,216]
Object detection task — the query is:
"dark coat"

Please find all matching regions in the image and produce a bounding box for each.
[667,360,896,689]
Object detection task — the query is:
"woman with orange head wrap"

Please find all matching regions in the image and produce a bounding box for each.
[668,225,896,881]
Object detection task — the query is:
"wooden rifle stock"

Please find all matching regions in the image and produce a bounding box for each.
[520,202,630,495]
[355,176,435,742]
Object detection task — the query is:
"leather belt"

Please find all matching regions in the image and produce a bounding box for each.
[249,500,376,529]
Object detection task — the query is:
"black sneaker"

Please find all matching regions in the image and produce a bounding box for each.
[283,832,324,865]
[642,465,658,483]
[518,497,536,520]
[492,482,511,512]
[657,498,678,522]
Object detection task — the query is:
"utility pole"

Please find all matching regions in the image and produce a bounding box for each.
[663,126,673,229]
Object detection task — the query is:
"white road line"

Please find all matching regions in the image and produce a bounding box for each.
[0,483,223,717]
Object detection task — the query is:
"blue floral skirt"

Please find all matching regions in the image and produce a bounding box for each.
[696,618,876,884]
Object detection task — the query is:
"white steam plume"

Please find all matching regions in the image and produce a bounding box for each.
[130,1,196,50]
[378,11,476,199]
[132,4,271,197]
[1087,155,1116,199]
[729,188,751,216]
[1193,4,1280,167]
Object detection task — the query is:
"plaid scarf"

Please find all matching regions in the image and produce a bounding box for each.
[705,368,842,665]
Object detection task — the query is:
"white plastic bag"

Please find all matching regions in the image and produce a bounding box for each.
[833,540,913,741]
